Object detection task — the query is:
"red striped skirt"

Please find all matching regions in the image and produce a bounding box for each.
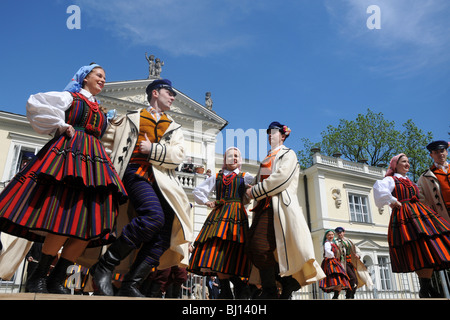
[188,200,250,277]
[319,258,351,292]
[0,131,127,247]
[388,199,450,272]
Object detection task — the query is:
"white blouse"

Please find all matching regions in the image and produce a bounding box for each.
[373,173,409,208]
[192,168,255,205]
[324,241,335,259]
[26,89,96,135]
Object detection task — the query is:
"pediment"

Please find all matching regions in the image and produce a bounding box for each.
[97,78,228,131]
[355,239,385,250]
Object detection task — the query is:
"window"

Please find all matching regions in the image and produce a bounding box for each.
[348,193,371,223]
[1,133,47,182]
[377,256,392,290]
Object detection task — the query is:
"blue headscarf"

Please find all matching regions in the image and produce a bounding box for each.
[63,64,101,93]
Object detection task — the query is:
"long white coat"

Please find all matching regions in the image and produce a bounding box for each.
[101,109,193,269]
[417,168,450,223]
[249,145,325,286]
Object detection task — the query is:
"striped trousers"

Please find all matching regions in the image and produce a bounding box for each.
[121,165,174,267]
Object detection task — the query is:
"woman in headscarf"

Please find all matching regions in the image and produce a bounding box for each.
[0,63,127,294]
[318,229,350,299]
[189,147,254,299]
[373,153,450,298]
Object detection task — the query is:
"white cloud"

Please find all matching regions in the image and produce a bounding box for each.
[74,0,263,56]
[325,0,450,77]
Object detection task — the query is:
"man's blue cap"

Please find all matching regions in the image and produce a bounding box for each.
[266,121,290,138]
[267,121,283,132]
[335,227,345,233]
[146,79,177,97]
[426,140,449,152]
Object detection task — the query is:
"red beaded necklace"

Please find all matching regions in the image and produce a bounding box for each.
[222,172,237,186]
[76,93,99,112]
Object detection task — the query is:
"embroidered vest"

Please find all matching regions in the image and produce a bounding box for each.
[433,166,450,208]
[129,109,172,180]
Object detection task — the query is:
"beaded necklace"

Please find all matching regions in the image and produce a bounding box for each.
[222,172,237,186]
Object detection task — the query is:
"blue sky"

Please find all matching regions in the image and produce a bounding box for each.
[0,0,449,161]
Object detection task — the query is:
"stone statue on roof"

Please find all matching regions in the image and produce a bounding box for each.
[145,53,164,78]
[205,92,213,110]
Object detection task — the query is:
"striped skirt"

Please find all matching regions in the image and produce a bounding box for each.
[388,199,450,272]
[319,258,351,292]
[0,131,127,247]
[188,200,250,277]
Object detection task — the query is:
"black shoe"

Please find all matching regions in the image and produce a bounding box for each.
[25,253,56,293]
[257,267,278,299]
[147,281,164,298]
[279,276,300,299]
[218,279,234,299]
[230,276,250,299]
[117,261,153,297]
[91,236,134,296]
[47,257,73,294]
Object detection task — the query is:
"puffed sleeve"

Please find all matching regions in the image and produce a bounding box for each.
[26,91,73,135]
[244,173,255,186]
[373,176,397,208]
[193,174,216,205]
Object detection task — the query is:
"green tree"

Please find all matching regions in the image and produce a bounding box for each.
[399,119,433,181]
[297,109,433,181]
[320,109,400,166]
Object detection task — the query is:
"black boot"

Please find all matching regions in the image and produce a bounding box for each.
[47,257,73,294]
[230,276,250,299]
[90,236,134,296]
[25,253,55,293]
[419,278,440,298]
[147,281,164,298]
[279,276,301,299]
[256,267,278,299]
[169,284,182,298]
[218,278,234,299]
[332,291,340,299]
[117,260,153,297]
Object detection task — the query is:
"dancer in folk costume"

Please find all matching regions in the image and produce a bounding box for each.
[319,229,351,299]
[0,64,127,294]
[418,140,450,224]
[333,227,373,299]
[245,122,325,299]
[91,79,192,297]
[188,147,254,299]
[373,153,450,298]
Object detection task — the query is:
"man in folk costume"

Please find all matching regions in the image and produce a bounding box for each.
[245,122,325,299]
[91,79,192,297]
[418,141,450,224]
[333,227,371,299]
